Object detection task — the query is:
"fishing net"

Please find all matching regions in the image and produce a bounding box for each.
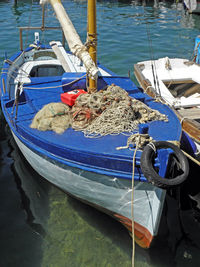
[30,84,168,137]
[72,84,168,137]
[30,102,71,134]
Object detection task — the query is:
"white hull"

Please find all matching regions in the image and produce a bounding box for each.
[184,0,200,13]
[12,131,166,248]
[135,57,200,156]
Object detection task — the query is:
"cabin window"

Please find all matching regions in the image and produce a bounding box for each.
[30,64,65,77]
[33,51,57,61]
[163,80,200,98]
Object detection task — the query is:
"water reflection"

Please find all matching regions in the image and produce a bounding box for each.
[1,112,200,267]
[1,0,200,265]
[0,119,43,267]
[7,128,133,266]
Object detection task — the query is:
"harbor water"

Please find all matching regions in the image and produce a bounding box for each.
[1,0,200,266]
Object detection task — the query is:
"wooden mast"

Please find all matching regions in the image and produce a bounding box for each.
[41,0,98,83]
[87,0,97,93]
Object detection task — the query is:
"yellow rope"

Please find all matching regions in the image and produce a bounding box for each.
[182,150,200,166]
[167,140,180,147]
[131,136,140,267]
[129,135,200,267]
[166,140,200,166]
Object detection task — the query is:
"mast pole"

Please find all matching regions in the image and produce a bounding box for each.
[87,0,97,93]
[42,0,98,82]
[42,4,45,30]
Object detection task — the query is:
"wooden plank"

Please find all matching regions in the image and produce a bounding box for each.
[134,64,156,98]
[50,41,71,72]
[178,108,200,120]
[183,84,200,97]
[182,119,200,142]
[134,65,200,143]
[2,78,6,94]
[164,79,194,85]
[175,109,200,142]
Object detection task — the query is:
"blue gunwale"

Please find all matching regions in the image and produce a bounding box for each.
[0,47,182,181]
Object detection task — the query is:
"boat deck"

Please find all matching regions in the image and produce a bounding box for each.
[1,73,182,180]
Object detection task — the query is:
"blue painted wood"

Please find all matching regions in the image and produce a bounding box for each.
[0,47,183,182]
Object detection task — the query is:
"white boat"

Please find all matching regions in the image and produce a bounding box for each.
[0,0,190,249]
[134,56,200,160]
[184,0,200,14]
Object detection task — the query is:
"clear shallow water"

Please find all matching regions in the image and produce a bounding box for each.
[1,0,200,266]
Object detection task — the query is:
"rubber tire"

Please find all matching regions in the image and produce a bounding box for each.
[140,141,189,189]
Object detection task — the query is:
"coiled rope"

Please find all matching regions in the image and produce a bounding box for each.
[72,85,168,137]
[30,84,168,138]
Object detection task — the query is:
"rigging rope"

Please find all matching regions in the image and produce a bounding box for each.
[131,137,140,267]
[182,150,200,166]
[121,133,154,267]
[144,14,161,98]
[20,74,87,90]
[24,0,34,51]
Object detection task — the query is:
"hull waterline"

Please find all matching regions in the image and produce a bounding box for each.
[12,131,166,248]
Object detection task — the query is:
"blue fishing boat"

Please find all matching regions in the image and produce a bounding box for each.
[0,0,190,248]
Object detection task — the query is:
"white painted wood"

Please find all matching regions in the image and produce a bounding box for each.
[138,58,200,108]
[13,132,165,237]
[178,108,200,119]
[46,0,98,79]
[50,41,71,72]
[136,57,200,154]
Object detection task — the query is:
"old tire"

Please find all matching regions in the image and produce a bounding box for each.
[140,141,189,189]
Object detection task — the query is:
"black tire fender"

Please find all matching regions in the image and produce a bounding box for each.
[140,141,189,189]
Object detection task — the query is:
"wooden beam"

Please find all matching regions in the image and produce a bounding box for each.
[19,26,61,50]
[2,78,6,94]
[178,108,200,120]
[87,0,97,93]
[134,64,156,98]
[50,41,71,72]
[49,0,98,80]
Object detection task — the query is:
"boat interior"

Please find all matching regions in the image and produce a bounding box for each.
[163,80,200,124]
[1,46,183,180]
[29,64,65,77]
[164,80,200,98]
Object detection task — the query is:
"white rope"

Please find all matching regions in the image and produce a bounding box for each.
[180,116,186,125]
[23,74,87,90]
[131,136,140,267]
[147,142,157,153]
[116,133,153,150]
[182,149,200,166]
[143,85,155,94]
